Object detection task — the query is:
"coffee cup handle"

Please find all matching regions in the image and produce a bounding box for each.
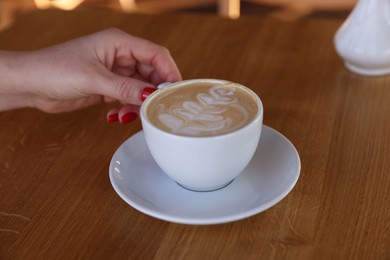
[157,82,172,89]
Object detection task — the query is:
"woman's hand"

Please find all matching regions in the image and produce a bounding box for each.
[0,28,182,123]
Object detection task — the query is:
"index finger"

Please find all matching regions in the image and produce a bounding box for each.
[112,30,182,83]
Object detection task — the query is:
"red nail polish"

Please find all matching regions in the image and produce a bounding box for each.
[121,112,137,124]
[141,87,157,101]
[107,113,119,123]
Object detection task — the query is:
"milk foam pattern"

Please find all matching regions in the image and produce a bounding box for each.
[158,84,249,136]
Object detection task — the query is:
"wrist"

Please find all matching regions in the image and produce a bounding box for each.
[0,51,34,111]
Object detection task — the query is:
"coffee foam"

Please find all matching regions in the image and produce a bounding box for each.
[146,82,258,137]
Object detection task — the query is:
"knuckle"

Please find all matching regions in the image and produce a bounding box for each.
[96,28,124,39]
[115,79,139,104]
[104,27,122,35]
[158,46,170,56]
[153,46,171,65]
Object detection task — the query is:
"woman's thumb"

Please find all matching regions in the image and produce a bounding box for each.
[97,74,156,105]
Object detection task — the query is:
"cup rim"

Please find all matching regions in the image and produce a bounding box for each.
[140,79,263,139]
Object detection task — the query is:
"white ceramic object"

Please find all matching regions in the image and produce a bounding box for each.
[109,126,300,225]
[334,0,390,76]
[140,79,263,191]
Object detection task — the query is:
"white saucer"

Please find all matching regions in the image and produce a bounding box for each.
[109,125,300,225]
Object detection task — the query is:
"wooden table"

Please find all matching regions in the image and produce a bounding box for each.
[1,9,389,259]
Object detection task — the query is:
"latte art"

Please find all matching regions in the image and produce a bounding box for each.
[158,85,247,135]
[146,82,258,137]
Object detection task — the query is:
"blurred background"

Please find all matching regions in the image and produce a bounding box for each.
[0,0,356,31]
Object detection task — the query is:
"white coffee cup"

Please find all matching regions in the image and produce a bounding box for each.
[140,79,263,191]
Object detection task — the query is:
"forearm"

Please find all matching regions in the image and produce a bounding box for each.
[0,51,33,111]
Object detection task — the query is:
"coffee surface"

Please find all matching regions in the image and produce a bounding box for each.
[145,82,258,137]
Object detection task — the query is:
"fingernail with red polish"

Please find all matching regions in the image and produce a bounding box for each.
[141,87,157,101]
[107,113,119,123]
[121,112,137,124]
